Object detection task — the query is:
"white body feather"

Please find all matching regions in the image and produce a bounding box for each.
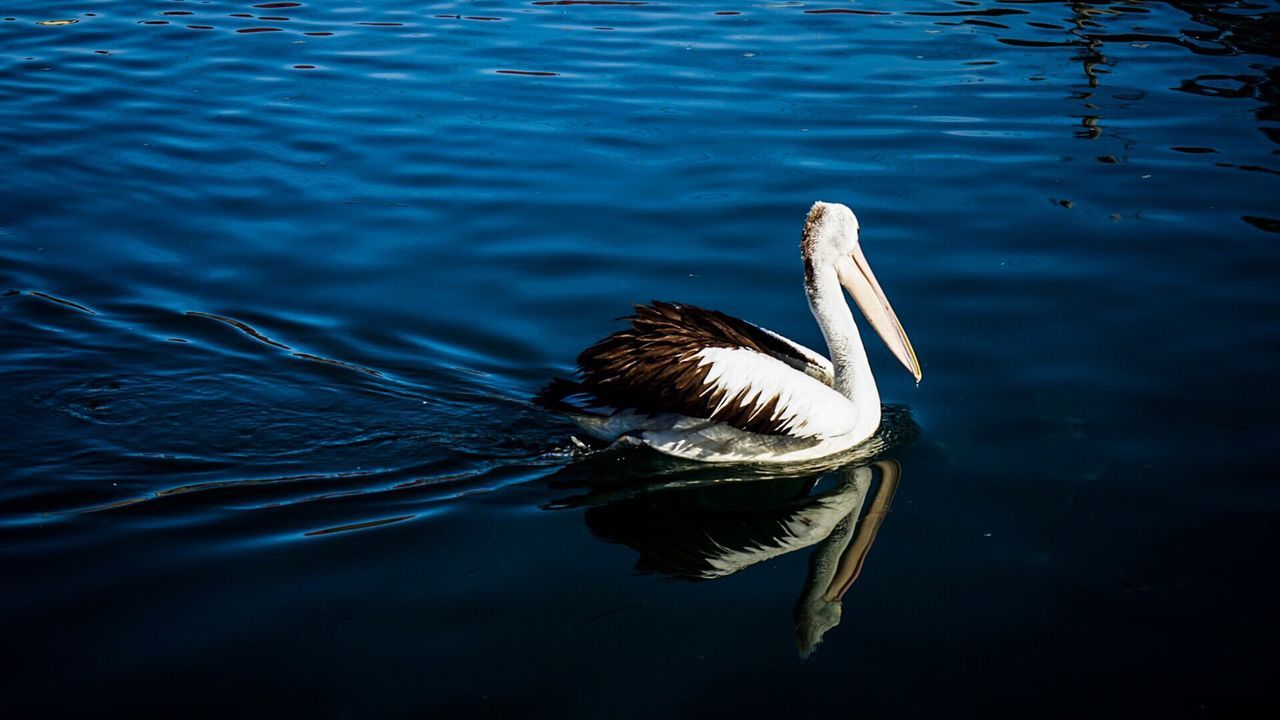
[569,342,878,464]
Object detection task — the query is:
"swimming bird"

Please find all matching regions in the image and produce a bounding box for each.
[538,201,921,463]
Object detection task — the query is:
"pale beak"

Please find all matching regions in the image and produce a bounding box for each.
[836,244,922,381]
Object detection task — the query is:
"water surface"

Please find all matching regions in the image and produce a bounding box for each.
[3,1,1279,715]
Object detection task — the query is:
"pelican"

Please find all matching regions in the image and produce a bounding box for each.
[538,201,921,463]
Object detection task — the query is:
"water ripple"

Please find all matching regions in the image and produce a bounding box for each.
[2,0,1278,548]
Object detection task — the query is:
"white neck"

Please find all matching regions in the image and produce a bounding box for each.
[807,265,880,432]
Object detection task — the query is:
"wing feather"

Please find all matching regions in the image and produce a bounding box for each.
[570,302,855,438]
[758,327,835,387]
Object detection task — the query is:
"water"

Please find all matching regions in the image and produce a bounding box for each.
[2,0,1278,714]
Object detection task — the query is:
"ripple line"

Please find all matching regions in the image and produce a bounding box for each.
[304,514,416,536]
[26,291,96,314]
[1242,216,1280,234]
[531,1,645,5]
[291,351,383,378]
[906,8,1026,17]
[70,469,380,514]
[185,311,290,349]
[804,9,889,15]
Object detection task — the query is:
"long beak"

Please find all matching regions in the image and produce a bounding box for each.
[836,244,922,381]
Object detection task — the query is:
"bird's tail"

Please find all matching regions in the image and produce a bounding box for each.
[534,378,604,417]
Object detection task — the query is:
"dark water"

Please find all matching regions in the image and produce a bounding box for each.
[3,0,1279,715]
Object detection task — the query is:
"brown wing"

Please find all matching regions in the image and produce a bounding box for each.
[573,301,831,436]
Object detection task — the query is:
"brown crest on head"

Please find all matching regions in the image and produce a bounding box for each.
[800,202,829,287]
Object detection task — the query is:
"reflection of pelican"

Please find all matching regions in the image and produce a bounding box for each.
[795,461,900,658]
[538,202,921,463]
[550,459,903,658]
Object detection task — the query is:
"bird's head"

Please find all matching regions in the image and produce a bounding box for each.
[801,201,922,382]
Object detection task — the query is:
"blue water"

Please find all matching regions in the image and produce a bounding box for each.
[3,1,1278,715]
